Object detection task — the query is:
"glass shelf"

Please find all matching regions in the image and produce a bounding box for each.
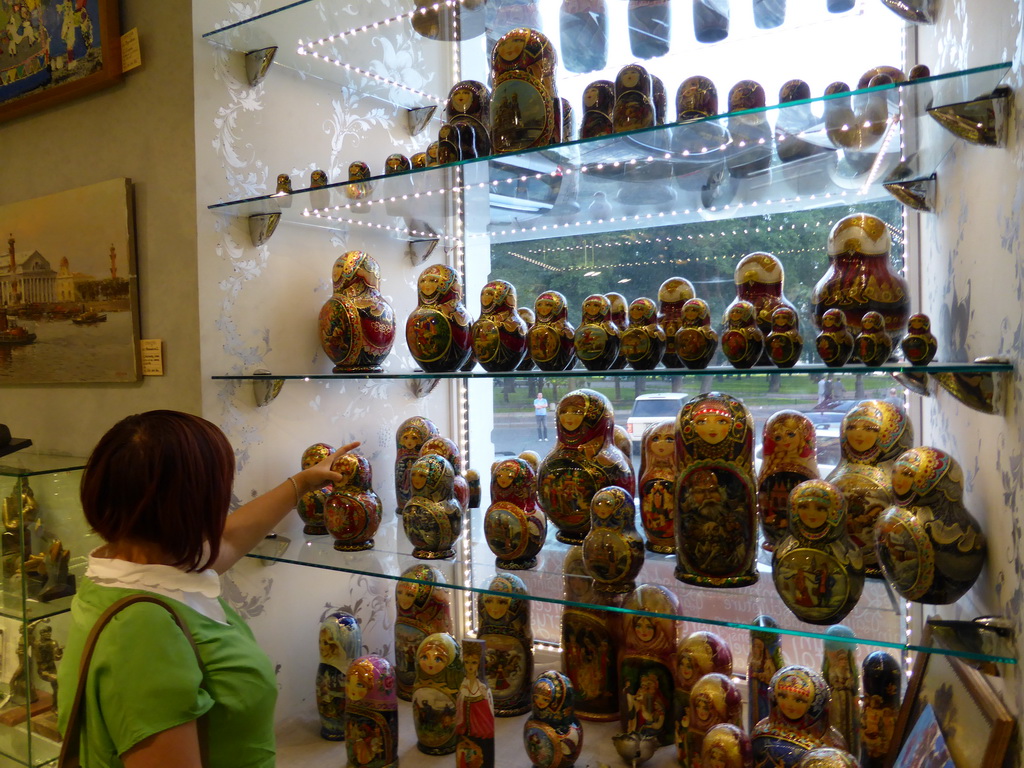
[0,454,87,478]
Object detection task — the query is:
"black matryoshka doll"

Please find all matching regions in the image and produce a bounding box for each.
[406,264,474,373]
[900,313,937,365]
[317,610,362,741]
[685,673,744,768]
[297,442,335,535]
[580,79,615,139]
[517,307,537,370]
[772,480,865,625]
[478,573,534,716]
[560,0,608,74]
[757,410,820,550]
[574,293,621,371]
[727,251,798,364]
[859,651,901,768]
[484,457,546,570]
[324,452,382,552]
[413,632,464,755]
[826,399,913,577]
[612,63,656,134]
[751,665,841,768]
[621,297,666,370]
[748,615,787,732]
[345,655,399,768]
[420,436,470,512]
[395,565,454,701]
[815,309,854,367]
[490,27,560,153]
[766,307,804,368]
[446,79,491,158]
[658,277,697,368]
[582,486,645,594]
[537,389,635,544]
[676,297,719,370]
[639,419,676,553]
[395,416,439,514]
[318,251,397,373]
[620,584,679,746]
[674,631,733,765]
[529,291,577,371]
[674,392,758,587]
[606,292,630,369]
[726,80,773,179]
[345,161,374,212]
[821,625,859,755]
[855,310,893,367]
[721,300,764,369]
[875,446,987,604]
[402,454,463,559]
[473,279,529,372]
[701,723,753,768]
[524,671,583,768]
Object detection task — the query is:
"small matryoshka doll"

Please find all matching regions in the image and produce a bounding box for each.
[275,172,293,203]
[815,309,855,367]
[748,615,787,731]
[674,631,733,765]
[651,74,667,124]
[297,442,335,535]
[473,279,529,372]
[628,0,670,58]
[721,300,764,369]
[537,389,635,544]
[325,452,382,552]
[900,312,937,365]
[622,297,666,370]
[876,446,987,603]
[420,436,469,512]
[407,264,474,373]
[826,399,913,577]
[686,673,744,768]
[574,293,621,371]
[466,469,481,509]
[676,298,718,370]
[446,79,491,158]
[613,63,656,134]
[560,97,574,142]
[639,419,676,553]
[860,651,901,768]
[772,480,865,625]
[413,632,464,755]
[395,416,439,514]
[517,307,537,371]
[775,79,824,164]
[726,80,773,179]
[490,27,560,153]
[821,626,859,755]
[310,168,329,210]
[580,79,615,139]
[484,457,546,570]
[529,291,577,371]
[856,310,893,367]
[345,655,399,768]
[674,392,758,587]
[751,665,838,768]
[606,292,630,369]
[402,454,463,559]
[318,251,397,373]
[316,610,362,741]
[456,639,495,768]
[582,486,644,594]
[757,410,820,550]
[766,307,804,369]
[672,74,726,186]
[478,573,534,716]
[620,584,680,746]
[728,251,799,364]
[395,565,454,701]
[613,424,636,494]
[560,0,608,74]
[345,161,374,212]
[701,723,753,768]
[524,671,583,768]
[658,277,697,367]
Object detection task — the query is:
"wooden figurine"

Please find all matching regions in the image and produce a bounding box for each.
[466,469,481,509]
[748,615,787,732]
[437,122,461,165]
[345,655,399,768]
[395,417,439,514]
[406,264,474,372]
[316,610,362,741]
[900,313,937,365]
[319,250,397,373]
[560,97,574,142]
[402,454,463,559]
[582,486,645,594]
[757,410,820,551]
[775,80,825,163]
[574,293,621,371]
[651,74,667,124]
[395,565,454,701]
[478,573,534,716]
[446,79,491,158]
[621,297,667,370]
[457,639,495,768]
[751,665,842,767]
[412,632,463,755]
[490,27,560,153]
[815,309,854,367]
[721,300,765,369]
[345,161,374,212]
[638,419,676,553]
[674,631,733,765]
[484,457,546,570]
[613,63,656,134]
[693,0,729,42]
[675,298,719,370]
[538,388,635,544]
[560,0,608,74]
[860,651,901,768]
[628,0,671,58]
[658,277,697,368]
[766,307,804,368]
[420,436,470,512]
[701,723,753,768]
[685,673,744,768]
[727,80,773,179]
[524,671,584,768]
[728,251,799,364]
[606,291,630,369]
[517,307,537,370]
[613,425,636,495]
[324,452,382,551]
[297,442,334,535]
[310,169,329,210]
[411,151,428,169]
[579,79,616,139]
[620,584,679,747]
[821,625,859,755]
[529,291,577,371]
[855,311,893,367]
[275,172,293,201]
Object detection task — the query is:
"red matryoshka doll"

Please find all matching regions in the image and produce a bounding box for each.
[686,673,744,768]
[446,79,491,158]
[524,671,583,768]
[297,442,335,535]
[855,310,893,367]
[529,291,576,371]
[472,279,529,372]
[826,399,913,577]
[619,584,679,747]
[721,300,764,369]
[658,277,697,368]
[757,410,820,550]
[478,573,534,716]
[325,452,382,551]
[420,435,470,512]
[622,297,667,371]
[676,298,719,370]
[726,252,798,365]
[319,251,396,373]
[674,631,733,765]
[517,307,537,371]
[345,655,399,768]
[766,307,804,369]
[639,419,676,553]
[406,264,474,373]
[316,610,362,741]
[612,63,656,134]
[726,80,773,179]
[395,416,439,514]
[402,454,463,559]
[605,292,630,369]
[490,27,560,153]
[394,565,454,701]
[484,457,546,570]
[900,312,937,365]
[537,388,635,544]
[413,632,464,755]
[456,639,495,768]
[859,651,901,768]
[674,392,758,587]
[574,293,621,371]
[580,79,615,139]
[582,486,645,594]
[701,723,753,768]
[748,615,787,732]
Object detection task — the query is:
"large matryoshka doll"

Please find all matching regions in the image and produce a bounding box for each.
[685,673,744,768]
[529,291,576,371]
[826,400,913,577]
[523,671,584,768]
[325,452,382,552]
[674,392,758,587]
[395,416,439,514]
[472,279,529,372]
[445,79,491,158]
[402,454,463,559]
[674,631,733,765]
[620,584,680,747]
[413,632,464,755]
[490,27,560,153]
[757,410,820,550]
[726,252,798,365]
[478,573,534,716]
[751,665,844,768]
[639,419,677,553]
[406,264,474,372]
[319,251,397,372]
[395,565,454,701]
[345,655,399,768]
[316,610,362,741]
[537,389,634,544]
[420,436,470,512]
[484,457,546,570]
[658,277,697,368]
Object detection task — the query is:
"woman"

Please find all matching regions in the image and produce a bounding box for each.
[56,410,357,767]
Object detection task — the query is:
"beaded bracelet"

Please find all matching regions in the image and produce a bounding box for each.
[288,475,300,506]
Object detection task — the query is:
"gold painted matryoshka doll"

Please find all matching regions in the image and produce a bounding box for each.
[324,452,382,552]
[685,673,744,768]
[402,454,463,559]
[345,655,399,768]
[612,63,656,133]
[582,486,645,594]
[420,435,470,512]
[855,310,893,367]
[639,419,676,553]
[406,264,474,373]
[395,416,439,514]
[484,457,546,570]
[815,308,855,368]
[529,291,577,371]
[579,79,615,139]
[490,27,560,153]
[318,251,397,373]
[621,297,666,371]
[726,251,799,365]
[675,297,719,370]
[658,277,697,368]
[413,632,464,755]
[574,293,621,371]
[674,631,733,766]
[344,160,374,212]
[701,723,753,768]
[478,573,534,716]
[394,565,454,701]
[297,442,335,535]
[445,79,491,158]
[900,312,937,365]
[766,306,804,369]
[757,409,820,550]
[721,300,764,369]
[523,671,584,768]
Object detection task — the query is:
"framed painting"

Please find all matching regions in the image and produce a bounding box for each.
[0,0,122,124]
[0,178,140,384]
[893,704,954,768]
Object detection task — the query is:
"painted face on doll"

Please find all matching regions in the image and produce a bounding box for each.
[592,492,617,520]
[346,669,371,701]
[649,430,674,458]
[558,396,587,433]
[693,693,714,726]
[418,643,449,677]
[891,454,918,497]
[496,463,517,489]
[845,418,879,454]
[793,495,830,531]
[769,420,803,456]
[584,85,601,108]
[419,270,444,299]
[451,87,474,113]
[396,582,417,611]
[533,679,554,710]
[693,408,733,445]
[633,616,656,644]
[410,464,429,491]
[400,428,422,451]
[482,593,511,621]
[775,682,812,721]
[496,34,526,62]
[319,627,340,660]
[464,654,479,680]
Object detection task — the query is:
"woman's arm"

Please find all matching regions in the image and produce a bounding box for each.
[122,720,203,768]
[212,442,360,573]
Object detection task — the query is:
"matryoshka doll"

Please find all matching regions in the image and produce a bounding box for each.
[721,300,764,369]
[821,625,859,755]
[523,671,583,768]
[420,436,470,512]
[579,79,615,139]
[757,410,820,551]
[672,76,728,191]
[402,454,463,559]
[484,457,546,570]
[772,479,865,625]
[490,27,560,153]
[345,161,374,212]
[613,425,636,494]
[621,297,666,370]
[456,639,495,768]
[316,610,362,741]
[826,400,913,577]
[324,452,382,552]
[875,446,987,603]
[537,389,634,544]
[766,307,804,369]
[529,291,576,371]
[726,80,773,179]
[560,0,608,74]
[297,442,335,535]
[478,573,534,716]
[727,252,798,365]
[582,486,645,594]
[701,723,753,768]
[628,0,671,58]
[395,417,439,514]
[658,277,697,368]
[639,419,676,553]
[406,264,474,372]
[686,673,744,768]
[517,307,537,370]
[815,309,854,368]
[413,632,464,755]
[574,293,621,371]
[674,392,759,587]
[318,251,397,373]
[612,63,656,134]
[674,631,733,765]
[345,655,399,768]
[606,292,630,369]
[795,748,860,768]
[775,80,824,164]
[620,584,679,746]
[748,615,787,731]
[446,79,491,158]
[859,651,900,768]
[394,565,454,701]
[676,298,719,370]
[900,313,937,365]
[855,310,893,367]
[751,665,840,768]
[466,469,482,509]
[472,279,529,372]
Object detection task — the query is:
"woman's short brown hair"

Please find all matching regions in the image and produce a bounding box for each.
[80,410,235,571]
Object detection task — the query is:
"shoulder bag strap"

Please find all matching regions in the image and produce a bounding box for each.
[58,593,207,768]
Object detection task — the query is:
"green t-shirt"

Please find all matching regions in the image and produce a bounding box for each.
[57,577,277,767]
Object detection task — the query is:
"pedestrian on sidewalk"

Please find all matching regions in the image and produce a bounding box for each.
[533,391,549,440]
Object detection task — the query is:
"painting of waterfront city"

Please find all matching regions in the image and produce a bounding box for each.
[0,178,139,383]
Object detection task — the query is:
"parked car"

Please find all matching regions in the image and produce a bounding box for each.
[625,392,688,450]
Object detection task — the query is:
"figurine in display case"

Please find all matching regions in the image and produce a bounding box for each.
[701,723,753,768]
[490,27,560,153]
[402,454,463,559]
[2,477,39,577]
[766,307,804,368]
[657,277,697,368]
[859,651,900,768]
[574,293,621,371]
[900,313,937,365]
[620,584,679,747]
[748,615,787,731]
[821,625,859,754]
[757,409,820,551]
[726,252,799,364]
[726,81,773,179]
[721,300,764,369]
[855,311,893,367]
[31,621,62,701]
[457,638,495,768]
[316,609,362,741]
[406,264,474,373]
[621,297,666,371]
[685,673,744,768]
[815,309,855,368]
[395,416,439,514]
[345,655,399,768]
[413,632,464,755]
[751,665,844,767]
[675,297,718,370]
[472,279,529,372]
[296,443,334,535]
[345,161,374,211]
[612,63,656,133]
[484,457,546,570]
[674,630,733,765]
[395,565,454,701]
[420,436,470,512]
[324,452,381,552]
[638,419,676,553]
[529,291,577,372]
[478,573,533,716]
[524,671,583,768]
[579,79,615,139]
[446,79,491,158]
[582,486,644,594]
